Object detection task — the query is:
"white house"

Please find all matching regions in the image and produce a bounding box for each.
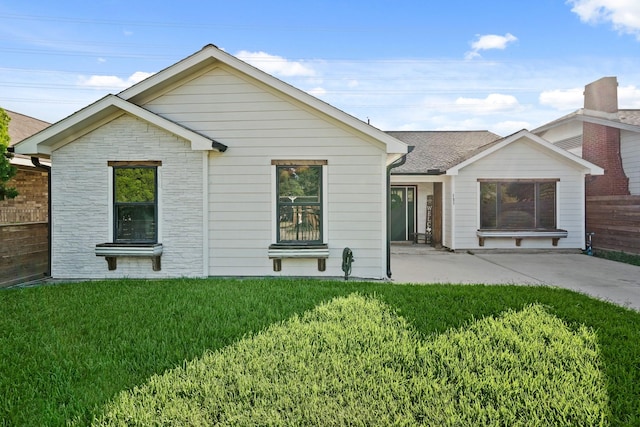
[15,45,407,280]
[390,130,604,251]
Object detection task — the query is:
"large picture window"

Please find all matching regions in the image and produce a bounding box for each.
[480,180,557,230]
[274,161,324,244]
[111,162,159,243]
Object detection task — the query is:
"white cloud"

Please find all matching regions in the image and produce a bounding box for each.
[454,93,521,113]
[78,71,154,89]
[235,50,316,77]
[465,33,518,59]
[568,0,640,39]
[539,87,584,110]
[619,84,640,107]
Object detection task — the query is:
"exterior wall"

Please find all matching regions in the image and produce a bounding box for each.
[621,130,640,195]
[451,139,587,250]
[0,165,48,223]
[583,123,629,196]
[442,177,453,248]
[50,115,205,279]
[145,65,388,279]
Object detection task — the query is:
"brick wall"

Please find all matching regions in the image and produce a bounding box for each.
[583,122,630,196]
[0,165,49,223]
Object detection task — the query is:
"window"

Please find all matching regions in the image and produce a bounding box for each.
[110,161,159,243]
[480,180,557,230]
[274,160,325,244]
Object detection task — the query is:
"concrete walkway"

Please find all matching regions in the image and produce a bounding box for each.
[390,245,640,311]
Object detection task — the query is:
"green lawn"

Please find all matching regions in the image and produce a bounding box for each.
[1,279,639,425]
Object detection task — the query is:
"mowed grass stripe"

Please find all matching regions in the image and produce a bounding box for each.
[92,295,608,426]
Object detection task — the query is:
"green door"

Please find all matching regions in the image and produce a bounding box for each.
[391,186,416,241]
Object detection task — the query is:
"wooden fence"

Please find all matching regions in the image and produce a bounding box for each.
[0,222,49,288]
[586,195,640,255]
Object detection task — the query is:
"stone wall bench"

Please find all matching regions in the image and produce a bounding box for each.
[95,243,163,271]
[476,230,568,247]
[268,244,329,272]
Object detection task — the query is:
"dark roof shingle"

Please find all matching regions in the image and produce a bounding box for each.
[387,130,502,174]
[5,110,50,146]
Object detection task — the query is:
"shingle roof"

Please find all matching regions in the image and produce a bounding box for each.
[6,110,50,145]
[618,109,640,126]
[387,130,502,174]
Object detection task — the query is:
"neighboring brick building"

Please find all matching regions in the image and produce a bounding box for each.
[534,77,640,254]
[1,110,50,286]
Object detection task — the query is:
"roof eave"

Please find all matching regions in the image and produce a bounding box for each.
[13,95,227,156]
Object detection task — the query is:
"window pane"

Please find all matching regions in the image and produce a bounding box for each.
[480,183,497,228]
[278,166,320,204]
[278,205,321,242]
[115,205,156,242]
[538,182,556,229]
[115,168,156,203]
[499,183,535,229]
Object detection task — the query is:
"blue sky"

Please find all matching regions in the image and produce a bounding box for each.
[2,0,640,135]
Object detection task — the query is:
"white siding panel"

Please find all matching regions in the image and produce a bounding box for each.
[621,130,640,195]
[452,139,587,250]
[50,115,205,279]
[146,66,387,278]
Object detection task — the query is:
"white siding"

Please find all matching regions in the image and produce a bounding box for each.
[442,176,453,249]
[51,115,205,279]
[451,139,587,250]
[145,65,388,278]
[621,130,640,195]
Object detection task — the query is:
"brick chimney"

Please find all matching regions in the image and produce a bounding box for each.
[582,77,630,196]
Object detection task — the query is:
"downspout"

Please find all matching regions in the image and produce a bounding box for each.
[386,146,413,278]
[30,156,52,277]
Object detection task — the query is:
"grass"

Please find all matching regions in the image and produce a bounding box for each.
[595,249,640,267]
[1,278,639,425]
[92,296,607,426]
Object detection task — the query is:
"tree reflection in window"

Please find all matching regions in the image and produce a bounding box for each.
[277,165,322,243]
[114,167,157,243]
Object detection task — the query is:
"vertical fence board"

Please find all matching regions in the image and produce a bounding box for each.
[0,222,49,287]
[586,195,640,255]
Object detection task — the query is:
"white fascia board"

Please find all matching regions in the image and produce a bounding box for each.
[120,44,407,155]
[533,109,640,134]
[446,129,604,176]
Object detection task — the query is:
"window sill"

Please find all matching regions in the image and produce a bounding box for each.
[95,243,163,271]
[268,244,329,271]
[476,230,567,247]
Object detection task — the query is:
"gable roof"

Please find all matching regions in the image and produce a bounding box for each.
[14,95,227,157]
[15,44,406,159]
[119,44,407,156]
[6,110,50,146]
[446,129,604,175]
[387,130,502,174]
